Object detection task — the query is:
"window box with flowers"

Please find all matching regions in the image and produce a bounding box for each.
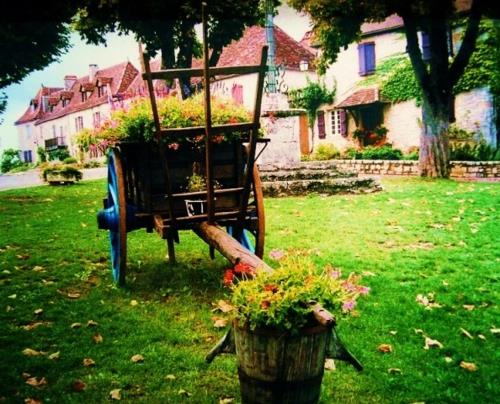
[220,254,369,404]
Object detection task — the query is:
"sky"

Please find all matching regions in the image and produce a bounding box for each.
[0,5,311,154]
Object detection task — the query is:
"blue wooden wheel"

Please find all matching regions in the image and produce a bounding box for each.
[102,149,127,285]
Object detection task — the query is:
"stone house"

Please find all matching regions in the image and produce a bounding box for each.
[301,15,498,152]
[15,62,139,163]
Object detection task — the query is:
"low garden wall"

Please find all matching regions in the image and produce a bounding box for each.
[313,160,499,180]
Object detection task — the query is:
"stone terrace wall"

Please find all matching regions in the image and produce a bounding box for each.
[313,160,500,180]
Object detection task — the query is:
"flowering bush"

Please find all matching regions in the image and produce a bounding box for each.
[226,255,369,333]
[75,94,253,151]
[353,126,388,146]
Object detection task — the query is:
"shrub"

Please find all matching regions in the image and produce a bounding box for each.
[41,164,83,182]
[1,148,23,173]
[359,144,403,160]
[340,147,359,160]
[450,142,499,161]
[81,160,103,169]
[48,147,70,162]
[37,147,47,163]
[63,157,78,164]
[311,143,340,160]
[403,147,419,161]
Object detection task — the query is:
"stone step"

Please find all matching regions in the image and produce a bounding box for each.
[261,178,382,197]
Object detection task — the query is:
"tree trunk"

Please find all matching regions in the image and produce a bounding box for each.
[158,22,175,88]
[419,97,450,178]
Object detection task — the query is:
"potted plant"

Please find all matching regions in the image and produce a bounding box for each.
[41,163,83,185]
[223,255,369,404]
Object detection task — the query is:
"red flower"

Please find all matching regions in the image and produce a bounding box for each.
[260,300,271,309]
[263,284,278,293]
[234,262,254,276]
[223,269,234,287]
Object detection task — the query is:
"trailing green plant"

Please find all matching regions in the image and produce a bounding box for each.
[311,143,340,160]
[359,144,403,160]
[227,255,369,333]
[403,147,420,161]
[75,94,253,151]
[47,147,70,162]
[63,157,78,164]
[37,146,47,163]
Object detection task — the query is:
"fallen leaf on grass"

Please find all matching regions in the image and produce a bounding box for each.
[324,359,336,370]
[48,352,60,360]
[26,377,47,388]
[478,334,486,341]
[178,389,191,397]
[67,292,81,299]
[212,316,228,328]
[22,373,32,380]
[22,348,44,357]
[71,380,86,392]
[388,368,402,374]
[87,320,99,327]
[16,254,30,260]
[389,331,397,336]
[377,344,393,353]
[92,334,103,344]
[489,327,500,334]
[219,398,235,404]
[463,305,475,311]
[460,328,474,339]
[165,374,176,380]
[213,300,234,313]
[83,358,95,367]
[8,294,17,299]
[131,354,144,363]
[24,398,42,404]
[34,309,43,316]
[424,337,443,350]
[444,356,453,363]
[21,322,45,331]
[130,300,138,306]
[110,389,121,400]
[416,293,442,310]
[70,323,82,329]
[32,266,45,272]
[459,361,478,372]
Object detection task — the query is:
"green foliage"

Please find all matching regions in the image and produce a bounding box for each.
[63,157,78,164]
[0,2,73,89]
[311,143,340,160]
[450,142,499,161]
[1,148,23,173]
[403,147,420,160]
[37,146,47,163]
[358,144,403,160]
[186,172,207,192]
[76,95,253,149]
[230,255,368,332]
[47,147,71,162]
[288,79,335,129]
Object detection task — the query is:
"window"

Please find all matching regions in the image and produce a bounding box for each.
[97,85,108,97]
[62,99,69,107]
[330,110,347,137]
[231,84,243,105]
[317,111,326,139]
[23,150,33,163]
[81,91,88,102]
[52,125,57,137]
[93,111,101,128]
[358,42,376,76]
[25,125,32,139]
[75,116,84,132]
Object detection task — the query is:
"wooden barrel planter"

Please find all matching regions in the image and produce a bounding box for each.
[233,321,331,404]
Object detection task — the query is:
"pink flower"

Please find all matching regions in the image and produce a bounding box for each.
[328,269,342,279]
[168,143,180,150]
[342,300,356,312]
[358,286,370,295]
[341,281,358,293]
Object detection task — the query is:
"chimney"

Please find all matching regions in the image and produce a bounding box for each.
[64,75,77,90]
[89,64,98,83]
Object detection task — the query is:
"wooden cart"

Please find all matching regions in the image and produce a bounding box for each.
[97,11,269,285]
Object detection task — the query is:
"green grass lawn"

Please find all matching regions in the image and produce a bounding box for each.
[0,178,498,403]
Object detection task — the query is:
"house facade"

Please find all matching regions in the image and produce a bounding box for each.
[15,62,139,163]
[303,15,498,152]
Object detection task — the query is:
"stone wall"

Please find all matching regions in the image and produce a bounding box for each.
[299,160,500,180]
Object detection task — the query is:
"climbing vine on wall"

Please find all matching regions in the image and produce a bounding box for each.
[358,20,500,104]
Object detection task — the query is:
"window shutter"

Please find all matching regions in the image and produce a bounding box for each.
[358,44,366,75]
[339,109,347,136]
[317,111,326,139]
[421,32,431,61]
[232,84,243,105]
[358,43,375,76]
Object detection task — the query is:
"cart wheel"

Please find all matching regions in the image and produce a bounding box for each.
[107,149,127,285]
[228,165,265,258]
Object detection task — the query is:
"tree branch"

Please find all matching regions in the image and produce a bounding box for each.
[449,0,482,87]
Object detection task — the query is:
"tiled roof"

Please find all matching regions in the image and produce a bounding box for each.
[14,87,63,125]
[336,88,384,108]
[32,62,139,125]
[299,31,318,54]
[217,25,315,71]
[361,15,404,36]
